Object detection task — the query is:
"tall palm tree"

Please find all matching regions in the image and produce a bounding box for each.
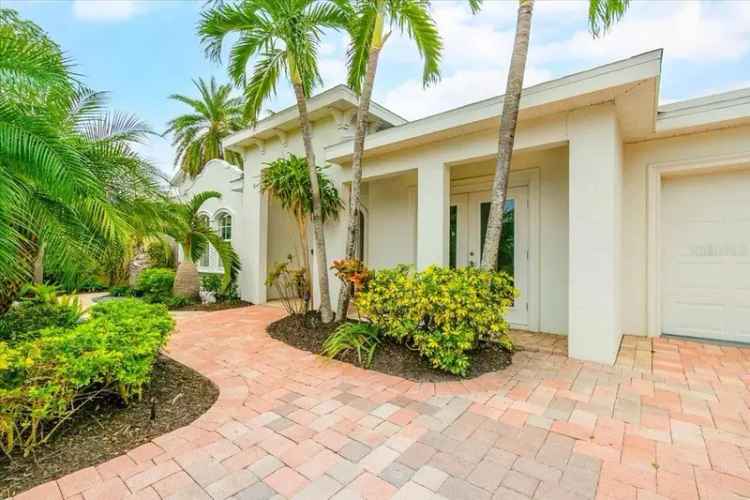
[167,191,240,300]
[0,9,165,311]
[165,77,245,177]
[335,0,481,319]
[480,0,630,270]
[259,154,343,299]
[199,0,348,322]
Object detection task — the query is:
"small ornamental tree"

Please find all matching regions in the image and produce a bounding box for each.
[259,154,342,299]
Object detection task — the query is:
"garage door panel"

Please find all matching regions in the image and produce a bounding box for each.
[661,168,750,342]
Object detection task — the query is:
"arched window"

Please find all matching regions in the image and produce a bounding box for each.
[217,212,232,241]
[198,213,210,267]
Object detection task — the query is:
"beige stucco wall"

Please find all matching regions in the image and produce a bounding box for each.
[361,146,570,334]
[621,124,750,335]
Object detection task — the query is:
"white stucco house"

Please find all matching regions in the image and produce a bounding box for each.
[174,49,750,365]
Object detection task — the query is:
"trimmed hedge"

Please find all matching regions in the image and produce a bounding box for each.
[0,299,174,456]
[355,265,515,376]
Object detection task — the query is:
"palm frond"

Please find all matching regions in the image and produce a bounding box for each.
[243,49,286,123]
[589,0,630,37]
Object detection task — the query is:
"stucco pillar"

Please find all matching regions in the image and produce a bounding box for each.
[244,176,268,304]
[567,104,623,365]
[417,163,450,269]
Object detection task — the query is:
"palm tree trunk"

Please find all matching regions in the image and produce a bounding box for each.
[32,244,44,284]
[336,37,384,320]
[292,82,334,323]
[295,211,313,306]
[173,258,200,300]
[480,0,534,271]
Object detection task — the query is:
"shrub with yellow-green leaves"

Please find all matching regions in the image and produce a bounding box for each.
[0,299,174,456]
[355,265,515,376]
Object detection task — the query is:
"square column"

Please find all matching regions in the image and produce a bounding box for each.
[417,163,450,269]
[567,104,623,365]
[242,175,268,304]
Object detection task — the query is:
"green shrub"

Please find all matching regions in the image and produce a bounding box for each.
[135,268,175,303]
[164,295,195,309]
[202,273,239,304]
[0,299,174,456]
[322,322,381,368]
[201,273,222,293]
[109,285,132,297]
[355,265,515,376]
[0,301,82,344]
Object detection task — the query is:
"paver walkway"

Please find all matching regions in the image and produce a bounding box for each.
[13,306,750,500]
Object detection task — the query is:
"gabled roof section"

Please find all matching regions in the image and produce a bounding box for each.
[326,50,663,162]
[223,85,407,151]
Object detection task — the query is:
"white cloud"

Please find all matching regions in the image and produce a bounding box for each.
[380,65,552,120]
[531,1,750,64]
[72,0,139,22]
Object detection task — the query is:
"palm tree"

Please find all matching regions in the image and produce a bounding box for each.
[480,0,630,270]
[259,154,343,299]
[165,77,245,177]
[167,191,240,300]
[335,0,481,319]
[198,0,348,322]
[0,9,166,311]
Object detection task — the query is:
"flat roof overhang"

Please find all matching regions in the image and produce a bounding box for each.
[223,85,406,153]
[325,50,664,164]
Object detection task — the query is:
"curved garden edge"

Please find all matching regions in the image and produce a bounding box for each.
[9,305,518,500]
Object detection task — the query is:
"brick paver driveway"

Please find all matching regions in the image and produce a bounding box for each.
[14,306,750,500]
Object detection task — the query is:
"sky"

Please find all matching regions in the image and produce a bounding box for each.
[5,0,750,177]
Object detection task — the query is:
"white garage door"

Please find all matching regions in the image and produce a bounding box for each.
[661,168,750,342]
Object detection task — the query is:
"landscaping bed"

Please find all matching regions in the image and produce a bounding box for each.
[0,354,218,498]
[170,300,253,312]
[267,314,512,382]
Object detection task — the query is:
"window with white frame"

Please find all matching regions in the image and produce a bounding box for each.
[198,213,210,267]
[217,212,232,241]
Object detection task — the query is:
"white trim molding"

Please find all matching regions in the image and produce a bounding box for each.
[646,151,750,337]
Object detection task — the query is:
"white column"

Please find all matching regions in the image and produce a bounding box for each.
[243,172,268,304]
[567,104,623,365]
[417,163,450,269]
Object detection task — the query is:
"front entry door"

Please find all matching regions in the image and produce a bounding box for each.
[449,187,528,326]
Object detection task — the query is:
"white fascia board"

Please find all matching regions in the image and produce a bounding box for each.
[223,85,406,151]
[325,50,663,163]
[655,87,750,133]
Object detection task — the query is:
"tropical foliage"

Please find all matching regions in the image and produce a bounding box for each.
[0,9,168,310]
[260,154,342,298]
[166,191,240,300]
[165,77,245,177]
[0,299,174,457]
[322,322,381,368]
[480,0,629,269]
[135,268,176,304]
[199,0,349,322]
[335,0,454,318]
[354,266,515,375]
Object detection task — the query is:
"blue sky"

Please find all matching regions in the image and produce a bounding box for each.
[7,0,750,176]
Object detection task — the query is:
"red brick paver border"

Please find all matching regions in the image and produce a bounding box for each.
[12,306,750,500]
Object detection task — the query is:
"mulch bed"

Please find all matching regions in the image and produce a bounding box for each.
[267,313,512,383]
[172,300,253,312]
[0,355,219,498]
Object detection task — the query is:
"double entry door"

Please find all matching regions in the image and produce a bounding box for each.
[449,187,528,326]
